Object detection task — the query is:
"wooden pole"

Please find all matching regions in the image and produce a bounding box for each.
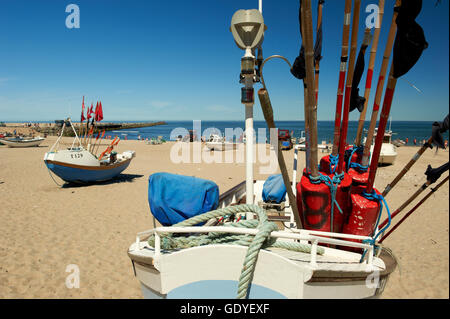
[299,4,311,174]
[355,0,385,146]
[379,175,449,243]
[382,136,433,197]
[314,0,324,103]
[361,0,401,167]
[258,88,303,229]
[331,0,352,156]
[302,0,318,177]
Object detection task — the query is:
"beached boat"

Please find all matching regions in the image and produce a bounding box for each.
[0,136,45,148]
[128,170,397,299]
[127,2,401,299]
[128,145,396,299]
[205,134,238,151]
[44,118,135,184]
[364,129,397,165]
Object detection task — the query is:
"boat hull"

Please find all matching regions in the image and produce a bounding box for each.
[0,137,44,148]
[370,144,397,165]
[128,244,395,299]
[44,158,131,183]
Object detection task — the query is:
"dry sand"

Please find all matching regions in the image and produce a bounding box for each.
[0,136,448,298]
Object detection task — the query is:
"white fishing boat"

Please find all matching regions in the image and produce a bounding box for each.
[127,4,397,299]
[44,118,135,184]
[128,141,396,299]
[128,179,396,299]
[0,136,45,148]
[205,134,238,151]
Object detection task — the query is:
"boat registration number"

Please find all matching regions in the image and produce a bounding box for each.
[71,153,83,159]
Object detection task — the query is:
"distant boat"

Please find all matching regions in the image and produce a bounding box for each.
[206,134,238,151]
[44,118,135,184]
[0,136,45,148]
[364,127,398,165]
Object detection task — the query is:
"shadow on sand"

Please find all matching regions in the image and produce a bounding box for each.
[61,173,144,188]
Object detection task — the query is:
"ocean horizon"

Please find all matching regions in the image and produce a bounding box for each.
[3,120,445,144]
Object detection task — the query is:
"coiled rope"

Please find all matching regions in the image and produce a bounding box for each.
[146,204,324,299]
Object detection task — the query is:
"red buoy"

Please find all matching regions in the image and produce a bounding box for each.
[342,187,381,237]
[319,154,342,175]
[348,168,369,186]
[297,171,352,233]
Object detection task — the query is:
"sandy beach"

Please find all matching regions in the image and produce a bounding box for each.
[0,136,448,299]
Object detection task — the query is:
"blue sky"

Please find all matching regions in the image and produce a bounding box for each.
[0,0,448,121]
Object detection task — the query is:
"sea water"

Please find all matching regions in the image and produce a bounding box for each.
[112,120,448,145]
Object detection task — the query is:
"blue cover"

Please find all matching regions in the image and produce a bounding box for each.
[148,172,219,226]
[262,174,287,204]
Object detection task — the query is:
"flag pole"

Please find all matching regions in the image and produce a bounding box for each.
[331,0,352,157]
[354,0,385,146]
[94,130,106,156]
[336,0,362,173]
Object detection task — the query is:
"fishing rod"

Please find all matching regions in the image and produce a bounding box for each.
[379,174,449,243]
[382,136,433,197]
[330,0,352,160]
[354,0,385,146]
[257,55,303,229]
[379,162,449,229]
[360,0,401,169]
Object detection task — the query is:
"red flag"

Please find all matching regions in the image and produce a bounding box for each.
[81,96,86,122]
[96,101,104,122]
[87,103,94,120]
[94,101,99,118]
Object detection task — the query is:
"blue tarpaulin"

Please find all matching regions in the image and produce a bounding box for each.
[148,172,219,226]
[262,174,287,204]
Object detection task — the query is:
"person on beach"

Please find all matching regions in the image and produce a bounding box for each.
[405,137,409,144]
[413,138,417,145]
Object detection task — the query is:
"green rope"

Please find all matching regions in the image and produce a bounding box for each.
[147,204,324,299]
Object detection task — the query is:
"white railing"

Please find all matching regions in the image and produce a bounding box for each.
[133,226,375,270]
